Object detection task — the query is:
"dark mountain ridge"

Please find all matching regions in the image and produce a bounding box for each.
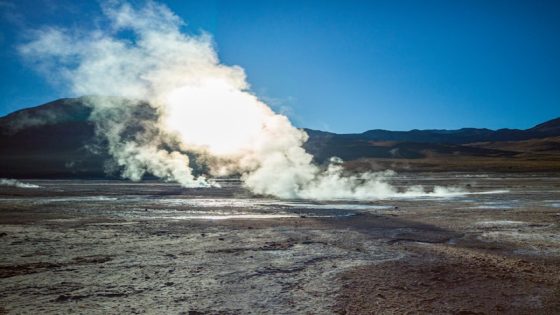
[302,116,560,162]
[305,120,559,145]
[1,97,559,177]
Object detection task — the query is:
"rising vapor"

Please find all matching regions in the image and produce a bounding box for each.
[0,178,40,189]
[19,1,460,200]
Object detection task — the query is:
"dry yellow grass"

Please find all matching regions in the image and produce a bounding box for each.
[346,155,560,172]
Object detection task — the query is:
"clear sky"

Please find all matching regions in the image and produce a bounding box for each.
[1,0,559,132]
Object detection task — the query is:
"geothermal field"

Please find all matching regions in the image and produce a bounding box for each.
[1,1,560,314]
[1,173,559,313]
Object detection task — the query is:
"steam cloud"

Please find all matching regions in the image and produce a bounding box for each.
[0,178,40,189]
[20,1,460,200]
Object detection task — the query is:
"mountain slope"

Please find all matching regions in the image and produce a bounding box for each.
[0,98,106,178]
[1,97,559,177]
[0,98,92,135]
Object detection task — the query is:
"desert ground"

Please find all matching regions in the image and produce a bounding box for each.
[1,173,559,314]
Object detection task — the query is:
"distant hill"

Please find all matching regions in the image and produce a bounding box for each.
[1,97,560,178]
[0,98,104,178]
[303,119,560,162]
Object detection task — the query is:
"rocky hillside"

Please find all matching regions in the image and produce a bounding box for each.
[1,97,559,177]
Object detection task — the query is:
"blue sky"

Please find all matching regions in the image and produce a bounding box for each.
[1,0,559,132]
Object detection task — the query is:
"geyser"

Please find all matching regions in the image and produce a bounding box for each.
[20,0,460,200]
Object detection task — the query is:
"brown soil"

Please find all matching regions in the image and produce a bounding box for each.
[336,244,560,314]
[1,175,560,313]
[347,156,560,172]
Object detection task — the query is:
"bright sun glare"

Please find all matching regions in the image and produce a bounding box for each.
[164,79,268,156]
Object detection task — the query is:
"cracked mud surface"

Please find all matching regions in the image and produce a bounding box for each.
[1,173,559,314]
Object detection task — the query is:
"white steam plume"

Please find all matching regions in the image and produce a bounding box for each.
[0,178,40,189]
[19,1,460,200]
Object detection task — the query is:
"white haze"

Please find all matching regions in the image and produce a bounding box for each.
[0,178,40,189]
[19,0,463,200]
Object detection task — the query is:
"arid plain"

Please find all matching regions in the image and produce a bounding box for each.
[1,173,559,314]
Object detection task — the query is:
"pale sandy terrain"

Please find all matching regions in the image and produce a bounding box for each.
[0,174,559,314]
